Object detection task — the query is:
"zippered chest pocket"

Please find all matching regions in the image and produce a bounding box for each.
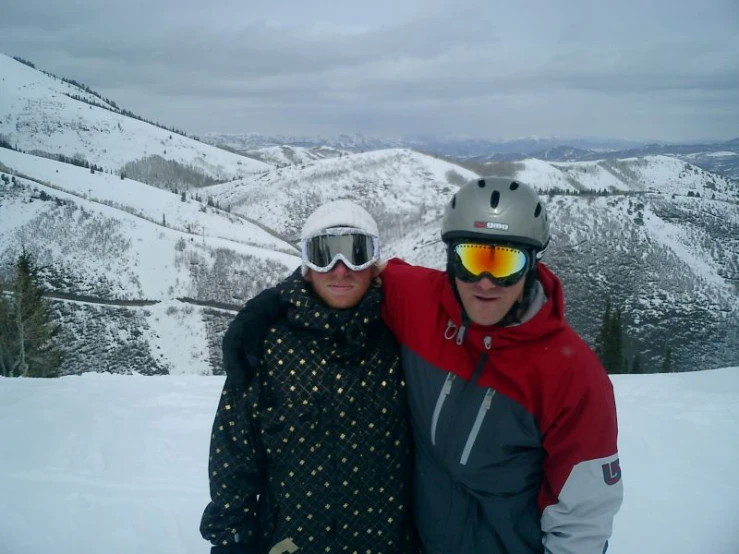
[455,391,545,492]
[460,388,496,465]
[430,376,498,465]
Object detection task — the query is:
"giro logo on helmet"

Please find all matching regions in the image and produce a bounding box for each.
[474,221,509,231]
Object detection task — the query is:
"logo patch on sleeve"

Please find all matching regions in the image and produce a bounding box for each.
[601,459,622,485]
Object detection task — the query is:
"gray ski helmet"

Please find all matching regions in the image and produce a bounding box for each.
[441,176,550,252]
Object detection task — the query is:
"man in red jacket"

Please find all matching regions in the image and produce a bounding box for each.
[220,177,623,554]
[378,177,623,553]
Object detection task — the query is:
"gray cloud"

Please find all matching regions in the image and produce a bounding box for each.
[1,0,737,141]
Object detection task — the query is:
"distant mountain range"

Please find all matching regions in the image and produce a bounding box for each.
[1,53,738,375]
[204,132,739,180]
[467,139,739,181]
[204,132,647,158]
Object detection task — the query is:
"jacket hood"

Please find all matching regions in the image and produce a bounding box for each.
[440,262,567,351]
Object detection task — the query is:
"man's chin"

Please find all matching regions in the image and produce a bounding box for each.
[468,307,506,327]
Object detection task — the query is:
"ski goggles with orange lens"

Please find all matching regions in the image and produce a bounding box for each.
[301,227,380,273]
[451,242,530,286]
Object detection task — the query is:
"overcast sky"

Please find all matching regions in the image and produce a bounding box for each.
[1,0,737,142]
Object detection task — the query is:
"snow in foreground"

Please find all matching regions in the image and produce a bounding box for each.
[1,368,738,554]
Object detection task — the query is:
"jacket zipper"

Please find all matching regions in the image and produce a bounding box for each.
[460,388,496,465]
[431,373,456,446]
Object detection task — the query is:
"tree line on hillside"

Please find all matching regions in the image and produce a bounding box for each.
[14,54,193,140]
[12,56,36,69]
[0,139,107,172]
[120,155,221,190]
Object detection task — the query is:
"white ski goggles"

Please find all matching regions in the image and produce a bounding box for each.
[301,227,380,273]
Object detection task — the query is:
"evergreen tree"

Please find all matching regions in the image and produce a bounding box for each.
[594,299,611,360]
[631,352,642,374]
[595,299,627,374]
[662,346,673,373]
[0,292,14,374]
[0,250,63,377]
[613,307,624,372]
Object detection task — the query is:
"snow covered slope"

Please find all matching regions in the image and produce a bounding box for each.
[0,367,737,554]
[205,148,478,240]
[475,155,738,200]
[0,54,271,178]
[244,145,346,166]
[0,152,299,376]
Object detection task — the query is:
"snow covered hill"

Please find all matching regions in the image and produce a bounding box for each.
[1,367,737,554]
[243,145,346,166]
[463,155,738,200]
[204,148,478,240]
[551,156,736,199]
[203,131,644,158]
[0,54,271,180]
[467,138,739,181]
[0,150,299,375]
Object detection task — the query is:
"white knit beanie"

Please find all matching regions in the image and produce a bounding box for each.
[300,200,380,275]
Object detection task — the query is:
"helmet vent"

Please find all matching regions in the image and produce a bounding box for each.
[534,203,542,217]
[509,181,519,190]
[451,196,457,209]
[490,190,500,209]
[477,179,486,188]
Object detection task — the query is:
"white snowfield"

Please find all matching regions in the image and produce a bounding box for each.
[1,368,737,554]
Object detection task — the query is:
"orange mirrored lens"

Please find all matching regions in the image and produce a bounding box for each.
[453,243,527,279]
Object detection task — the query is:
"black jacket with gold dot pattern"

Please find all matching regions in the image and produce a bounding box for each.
[200,272,415,554]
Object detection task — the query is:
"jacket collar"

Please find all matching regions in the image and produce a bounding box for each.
[278,270,383,355]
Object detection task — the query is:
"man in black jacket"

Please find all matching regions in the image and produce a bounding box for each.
[200,200,415,554]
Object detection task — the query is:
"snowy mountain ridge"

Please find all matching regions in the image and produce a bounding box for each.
[0,54,271,182]
[204,131,739,180]
[243,144,347,167]
[203,131,650,157]
[205,148,477,240]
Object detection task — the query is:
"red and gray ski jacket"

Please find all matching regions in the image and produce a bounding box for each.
[380,259,623,554]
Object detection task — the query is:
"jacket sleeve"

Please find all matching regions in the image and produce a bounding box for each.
[200,379,264,553]
[539,352,624,554]
[380,258,440,342]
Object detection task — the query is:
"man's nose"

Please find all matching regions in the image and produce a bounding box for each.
[331,261,350,276]
[475,276,497,290]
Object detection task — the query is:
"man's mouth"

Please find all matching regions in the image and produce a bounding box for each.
[329,283,353,291]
